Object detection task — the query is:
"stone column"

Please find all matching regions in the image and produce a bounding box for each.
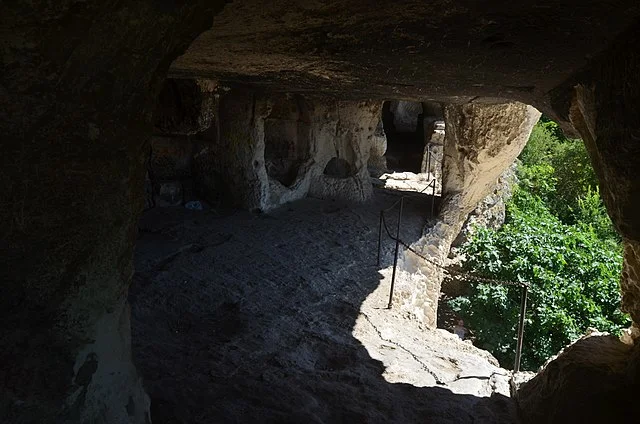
[308,99,382,202]
[193,87,272,211]
[149,79,218,208]
[367,119,389,175]
[0,2,224,423]
[396,102,540,327]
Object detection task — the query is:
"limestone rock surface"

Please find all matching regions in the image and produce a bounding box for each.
[0,2,228,422]
[396,102,539,327]
[442,103,540,210]
[169,1,640,103]
[153,79,217,135]
[132,193,519,423]
[388,101,423,132]
[516,333,639,423]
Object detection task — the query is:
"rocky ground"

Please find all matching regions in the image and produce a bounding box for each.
[374,171,442,196]
[131,189,518,423]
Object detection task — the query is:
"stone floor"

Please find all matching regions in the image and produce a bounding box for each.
[375,171,442,196]
[130,189,517,423]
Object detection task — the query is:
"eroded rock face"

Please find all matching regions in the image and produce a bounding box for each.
[169,1,640,102]
[388,101,423,133]
[516,333,639,423]
[442,103,541,209]
[154,79,218,135]
[307,99,382,203]
[453,162,518,247]
[0,1,226,423]
[190,88,381,210]
[396,102,539,327]
[517,21,640,423]
[367,119,388,175]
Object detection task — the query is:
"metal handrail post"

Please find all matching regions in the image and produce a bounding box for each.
[430,180,436,218]
[387,197,404,309]
[426,143,432,177]
[514,285,528,372]
[377,211,383,266]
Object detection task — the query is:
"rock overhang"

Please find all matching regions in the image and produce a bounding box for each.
[168,0,640,103]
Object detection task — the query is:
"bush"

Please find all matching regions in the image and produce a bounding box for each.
[550,140,599,223]
[575,187,619,241]
[519,122,558,167]
[450,118,628,371]
[450,190,628,370]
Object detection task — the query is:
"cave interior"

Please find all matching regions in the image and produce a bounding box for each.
[2,1,640,423]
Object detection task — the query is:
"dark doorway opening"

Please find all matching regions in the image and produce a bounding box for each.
[381,101,425,173]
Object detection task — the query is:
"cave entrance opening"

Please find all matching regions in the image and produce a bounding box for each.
[381,100,425,173]
[372,100,444,198]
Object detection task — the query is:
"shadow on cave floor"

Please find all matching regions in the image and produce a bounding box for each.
[130,189,516,424]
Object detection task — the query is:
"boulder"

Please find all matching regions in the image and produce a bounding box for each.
[516,332,639,423]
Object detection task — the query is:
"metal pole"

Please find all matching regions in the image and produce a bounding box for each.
[514,285,528,372]
[377,211,383,266]
[430,180,436,218]
[387,197,404,309]
[426,144,432,177]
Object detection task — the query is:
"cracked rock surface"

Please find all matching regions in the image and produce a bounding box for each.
[131,190,516,423]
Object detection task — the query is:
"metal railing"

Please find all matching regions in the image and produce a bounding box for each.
[376,179,437,305]
[376,163,529,372]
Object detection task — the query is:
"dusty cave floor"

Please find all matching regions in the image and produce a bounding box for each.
[131,189,517,424]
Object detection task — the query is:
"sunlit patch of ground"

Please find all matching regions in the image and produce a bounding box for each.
[131,190,517,423]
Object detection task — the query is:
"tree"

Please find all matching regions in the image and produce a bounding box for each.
[449,118,628,371]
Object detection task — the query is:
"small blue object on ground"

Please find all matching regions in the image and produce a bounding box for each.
[185,200,203,210]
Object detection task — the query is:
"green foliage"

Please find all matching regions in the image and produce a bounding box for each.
[519,121,559,166]
[516,163,556,205]
[450,117,627,371]
[550,141,599,223]
[575,187,619,241]
[518,118,605,226]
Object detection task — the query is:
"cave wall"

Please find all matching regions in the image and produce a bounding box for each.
[0,2,226,423]
[516,332,639,424]
[396,102,540,327]
[2,1,639,423]
[307,99,382,202]
[442,103,541,209]
[388,101,423,133]
[146,79,219,208]
[516,19,640,424]
[367,119,388,175]
[188,89,381,210]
